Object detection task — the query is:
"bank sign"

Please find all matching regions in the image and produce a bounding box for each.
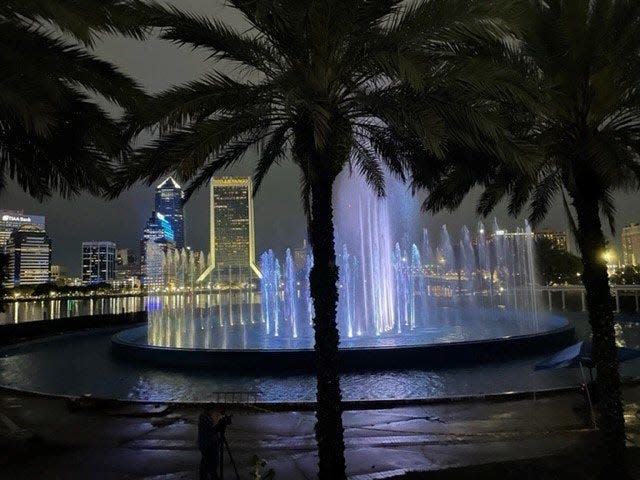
[1,213,45,226]
[2,214,31,222]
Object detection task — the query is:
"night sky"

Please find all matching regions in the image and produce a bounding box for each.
[1,0,638,275]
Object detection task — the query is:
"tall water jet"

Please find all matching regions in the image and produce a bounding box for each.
[250,170,543,345]
[284,248,298,338]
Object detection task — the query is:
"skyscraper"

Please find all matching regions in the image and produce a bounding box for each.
[155,177,185,248]
[533,229,570,252]
[116,248,136,268]
[140,212,176,287]
[622,223,640,266]
[82,241,116,284]
[293,239,309,270]
[115,248,139,287]
[0,210,46,251]
[50,265,67,284]
[6,224,51,285]
[198,177,261,283]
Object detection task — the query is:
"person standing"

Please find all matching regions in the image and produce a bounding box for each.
[198,410,220,480]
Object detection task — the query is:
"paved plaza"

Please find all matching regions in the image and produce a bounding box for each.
[0,386,639,479]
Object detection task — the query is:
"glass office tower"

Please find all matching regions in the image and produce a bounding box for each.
[155,177,185,249]
[140,212,175,287]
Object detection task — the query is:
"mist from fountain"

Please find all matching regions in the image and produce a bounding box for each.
[257,170,543,343]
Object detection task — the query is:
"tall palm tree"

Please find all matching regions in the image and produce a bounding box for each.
[415,0,640,473]
[0,0,146,199]
[116,1,528,477]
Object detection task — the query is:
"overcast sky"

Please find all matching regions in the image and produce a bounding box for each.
[2,0,638,275]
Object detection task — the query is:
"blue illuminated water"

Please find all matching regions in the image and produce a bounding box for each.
[143,299,566,350]
[249,170,542,349]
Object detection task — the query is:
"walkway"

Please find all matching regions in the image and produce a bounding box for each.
[0,387,639,479]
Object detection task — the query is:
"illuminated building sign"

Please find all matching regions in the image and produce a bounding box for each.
[0,210,46,252]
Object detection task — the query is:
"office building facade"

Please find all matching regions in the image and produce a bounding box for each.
[6,224,51,285]
[116,248,136,268]
[198,177,261,283]
[50,264,67,283]
[82,241,116,284]
[534,230,570,252]
[0,210,45,251]
[141,212,176,287]
[155,177,185,249]
[622,223,640,266]
[293,239,309,270]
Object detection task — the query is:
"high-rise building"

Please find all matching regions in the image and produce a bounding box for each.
[198,177,261,283]
[0,210,45,251]
[82,241,116,284]
[140,212,176,287]
[534,230,570,252]
[293,239,309,270]
[622,223,640,266]
[6,224,51,285]
[116,248,136,267]
[155,177,185,249]
[114,248,139,284]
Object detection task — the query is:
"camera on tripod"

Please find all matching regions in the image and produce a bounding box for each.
[216,413,233,430]
[215,412,239,480]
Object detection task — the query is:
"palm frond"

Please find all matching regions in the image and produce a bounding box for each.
[141,3,277,74]
[2,0,148,45]
[528,171,560,227]
[253,123,292,194]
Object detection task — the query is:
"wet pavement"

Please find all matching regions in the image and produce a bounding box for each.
[1,386,639,479]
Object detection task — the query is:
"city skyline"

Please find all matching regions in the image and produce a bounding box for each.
[3,183,638,279]
[2,0,639,275]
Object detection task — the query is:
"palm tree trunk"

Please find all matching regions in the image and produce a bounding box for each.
[573,193,626,473]
[308,173,347,480]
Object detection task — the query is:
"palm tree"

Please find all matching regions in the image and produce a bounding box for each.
[115,1,528,477]
[415,0,640,473]
[0,0,146,199]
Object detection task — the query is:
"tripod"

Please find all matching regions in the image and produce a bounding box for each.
[217,422,240,480]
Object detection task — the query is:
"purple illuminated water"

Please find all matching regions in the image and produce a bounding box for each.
[255,170,541,345]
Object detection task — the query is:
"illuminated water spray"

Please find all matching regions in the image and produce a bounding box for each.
[258,170,541,341]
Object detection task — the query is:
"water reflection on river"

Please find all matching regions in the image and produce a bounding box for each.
[0,292,257,325]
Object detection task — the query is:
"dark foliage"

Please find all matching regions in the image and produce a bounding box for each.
[535,238,582,285]
[610,266,640,286]
[0,0,147,199]
[29,282,113,297]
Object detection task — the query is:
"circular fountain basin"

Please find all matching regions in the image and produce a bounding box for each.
[111,311,574,372]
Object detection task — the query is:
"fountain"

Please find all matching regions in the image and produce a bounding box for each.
[112,170,572,371]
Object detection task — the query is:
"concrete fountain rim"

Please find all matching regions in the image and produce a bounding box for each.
[110,314,575,372]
